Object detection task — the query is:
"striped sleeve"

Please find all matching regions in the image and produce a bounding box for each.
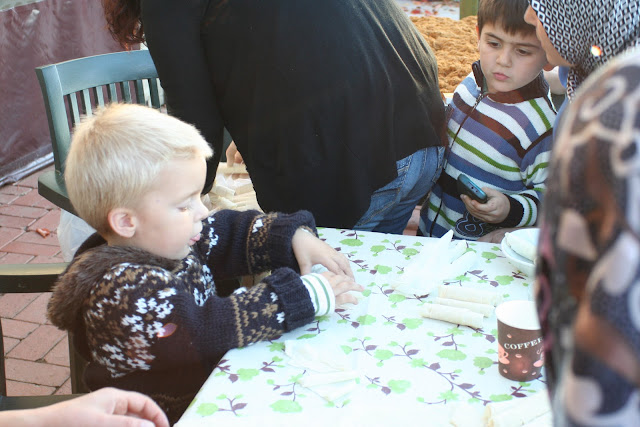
[300,273,335,316]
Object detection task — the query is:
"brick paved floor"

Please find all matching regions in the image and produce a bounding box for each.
[0,165,71,397]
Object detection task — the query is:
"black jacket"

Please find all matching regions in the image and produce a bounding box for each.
[142,0,445,227]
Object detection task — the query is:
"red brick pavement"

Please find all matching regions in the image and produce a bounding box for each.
[0,165,71,397]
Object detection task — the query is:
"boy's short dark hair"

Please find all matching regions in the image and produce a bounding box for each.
[477,0,535,37]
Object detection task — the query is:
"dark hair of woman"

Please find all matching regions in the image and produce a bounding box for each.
[102,0,144,48]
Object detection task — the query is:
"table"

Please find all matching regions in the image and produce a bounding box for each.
[177,228,546,426]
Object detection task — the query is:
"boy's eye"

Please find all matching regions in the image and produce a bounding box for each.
[516,49,531,56]
[487,41,500,48]
[179,204,192,212]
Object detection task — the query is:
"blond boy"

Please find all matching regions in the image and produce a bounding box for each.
[47,104,361,423]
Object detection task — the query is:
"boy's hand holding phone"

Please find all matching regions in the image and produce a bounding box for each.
[460,187,510,223]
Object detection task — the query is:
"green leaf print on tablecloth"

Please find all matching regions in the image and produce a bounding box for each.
[340,238,363,247]
[373,264,393,274]
[366,377,411,395]
[357,314,376,325]
[473,356,494,374]
[481,251,498,262]
[494,275,514,286]
[195,395,248,416]
[370,245,386,256]
[268,342,285,352]
[437,349,467,361]
[236,368,259,381]
[196,402,218,416]
[271,400,303,413]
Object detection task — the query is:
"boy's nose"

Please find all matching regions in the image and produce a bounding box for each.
[496,51,512,67]
[195,197,210,221]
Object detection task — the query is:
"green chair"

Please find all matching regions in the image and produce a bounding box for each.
[0,263,88,410]
[35,50,163,216]
[35,49,233,215]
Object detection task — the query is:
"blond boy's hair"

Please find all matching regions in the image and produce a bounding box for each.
[65,103,213,235]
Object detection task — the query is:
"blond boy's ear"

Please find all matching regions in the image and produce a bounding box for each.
[107,208,137,238]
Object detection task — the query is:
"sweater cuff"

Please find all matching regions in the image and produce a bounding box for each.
[263,267,316,331]
[266,210,317,270]
[496,195,524,228]
[300,273,335,317]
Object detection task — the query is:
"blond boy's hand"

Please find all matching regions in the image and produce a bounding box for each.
[461,187,510,223]
[320,270,363,306]
[292,228,355,279]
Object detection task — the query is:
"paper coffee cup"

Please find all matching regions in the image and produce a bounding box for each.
[495,300,544,382]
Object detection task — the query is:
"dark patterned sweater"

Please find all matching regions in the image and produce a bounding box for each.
[47,209,320,423]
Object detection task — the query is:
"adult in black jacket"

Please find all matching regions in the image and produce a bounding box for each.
[103,0,445,230]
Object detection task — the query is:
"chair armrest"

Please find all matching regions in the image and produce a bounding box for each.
[38,170,77,215]
[0,263,67,293]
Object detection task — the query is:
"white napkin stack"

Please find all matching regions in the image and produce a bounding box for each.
[284,340,359,402]
[392,230,476,297]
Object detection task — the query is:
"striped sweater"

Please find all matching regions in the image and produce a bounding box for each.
[421,61,556,240]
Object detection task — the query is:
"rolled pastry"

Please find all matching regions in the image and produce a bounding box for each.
[484,392,552,427]
[433,297,494,317]
[438,285,502,306]
[420,304,484,328]
[504,232,536,262]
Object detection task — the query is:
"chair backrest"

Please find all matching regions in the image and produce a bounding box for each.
[0,263,88,403]
[35,49,162,176]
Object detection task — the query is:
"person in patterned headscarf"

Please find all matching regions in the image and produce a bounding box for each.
[525,0,640,99]
[525,0,640,115]
[536,49,640,425]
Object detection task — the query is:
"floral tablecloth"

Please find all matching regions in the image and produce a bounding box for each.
[177,228,546,426]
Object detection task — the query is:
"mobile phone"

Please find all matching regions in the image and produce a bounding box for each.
[457,174,488,203]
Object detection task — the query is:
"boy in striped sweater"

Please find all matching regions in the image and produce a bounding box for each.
[420,0,556,241]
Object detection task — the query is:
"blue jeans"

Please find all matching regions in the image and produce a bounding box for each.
[353,146,445,234]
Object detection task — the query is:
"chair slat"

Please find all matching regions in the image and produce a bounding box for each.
[133,79,146,106]
[149,78,161,108]
[93,85,106,107]
[80,89,92,117]
[67,93,81,128]
[107,83,118,103]
[120,81,132,103]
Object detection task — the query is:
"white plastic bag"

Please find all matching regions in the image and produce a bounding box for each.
[58,210,96,262]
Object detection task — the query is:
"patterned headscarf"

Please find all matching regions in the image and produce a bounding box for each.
[529,0,640,99]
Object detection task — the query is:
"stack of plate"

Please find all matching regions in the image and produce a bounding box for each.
[500,228,539,278]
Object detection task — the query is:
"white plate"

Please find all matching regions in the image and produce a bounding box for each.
[500,228,539,277]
